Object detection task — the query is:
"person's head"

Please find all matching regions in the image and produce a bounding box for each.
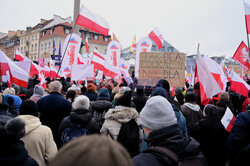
[48,135,133,166]
[49,81,62,93]
[66,90,76,103]
[219,92,229,102]
[97,88,110,100]
[11,84,20,95]
[116,90,132,107]
[151,87,168,99]
[136,86,144,95]
[87,84,96,93]
[33,85,45,97]
[19,100,39,117]
[184,91,197,103]
[3,87,15,96]
[140,96,177,137]
[72,95,90,110]
[155,79,170,92]
[174,87,183,96]
[81,86,87,94]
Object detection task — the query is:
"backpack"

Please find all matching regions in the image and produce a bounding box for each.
[61,120,89,145]
[117,119,140,157]
[144,146,206,166]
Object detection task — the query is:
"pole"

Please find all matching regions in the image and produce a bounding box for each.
[193,43,200,86]
[243,0,250,56]
[56,23,77,77]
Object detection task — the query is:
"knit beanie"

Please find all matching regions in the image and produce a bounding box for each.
[140,96,177,130]
[87,84,96,92]
[48,135,133,166]
[72,95,90,110]
[33,85,45,97]
[116,91,132,107]
[5,118,25,140]
[97,88,110,100]
[151,87,168,99]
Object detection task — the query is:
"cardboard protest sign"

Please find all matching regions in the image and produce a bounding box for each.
[138,52,185,87]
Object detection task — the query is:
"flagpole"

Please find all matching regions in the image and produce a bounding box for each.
[193,43,200,86]
[56,23,77,78]
[243,0,250,56]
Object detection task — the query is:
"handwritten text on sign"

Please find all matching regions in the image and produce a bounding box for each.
[138,52,185,87]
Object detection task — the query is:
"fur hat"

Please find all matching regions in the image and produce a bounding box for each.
[97,88,110,100]
[48,135,133,166]
[140,96,177,130]
[87,84,96,92]
[33,85,45,97]
[72,95,90,110]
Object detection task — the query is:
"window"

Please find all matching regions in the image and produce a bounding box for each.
[238,67,241,71]
[21,47,23,52]
[167,47,174,52]
[94,34,99,40]
[45,43,47,49]
[88,33,92,40]
[42,31,46,37]
[41,44,43,50]
[152,45,156,51]
[49,42,51,48]
[50,29,54,35]
[32,36,34,41]
[160,46,165,52]
[65,28,70,35]
[104,37,109,42]
[31,44,34,51]
[35,44,37,51]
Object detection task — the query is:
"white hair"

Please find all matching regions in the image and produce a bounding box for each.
[49,81,62,93]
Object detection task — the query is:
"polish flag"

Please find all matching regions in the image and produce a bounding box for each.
[244,2,250,34]
[15,50,29,62]
[85,38,89,53]
[232,41,250,70]
[0,50,29,87]
[230,71,250,97]
[76,5,110,36]
[91,49,106,71]
[40,74,47,89]
[30,62,42,78]
[148,27,164,50]
[196,51,221,105]
[221,107,236,132]
[203,56,227,91]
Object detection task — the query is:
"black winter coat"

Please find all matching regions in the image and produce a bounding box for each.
[132,94,148,113]
[58,108,100,145]
[37,92,72,145]
[133,124,207,166]
[0,140,38,166]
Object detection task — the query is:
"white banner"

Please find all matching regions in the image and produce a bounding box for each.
[71,64,94,81]
[106,40,121,69]
[60,33,82,77]
[135,37,152,77]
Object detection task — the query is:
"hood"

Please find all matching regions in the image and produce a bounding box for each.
[69,109,92,125]
[18,115,41,134]
[92,100,112,113]
[147,124,201,157]
[183,103,201,112]
[105,106,139,123]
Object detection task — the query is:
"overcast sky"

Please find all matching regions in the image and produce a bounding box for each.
[1,0,250,57]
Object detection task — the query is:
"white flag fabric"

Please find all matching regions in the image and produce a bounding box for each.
[60,33,82,77]
[230,71,250,97]
[135,37,153,77]
[221,107,236,132]
[14,61,32,75]
[71,64,94,81]
[106,40,121,69]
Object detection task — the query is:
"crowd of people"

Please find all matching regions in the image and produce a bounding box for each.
[0,74,249,166]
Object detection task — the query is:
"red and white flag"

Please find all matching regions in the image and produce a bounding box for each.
[148,27,164,50]
[244,2,250,34]
[221,107,236,132]
[232,41,250,70]
[85,38,89,53]
[15,50,29,62]
[91,49,106,71]
[40,74,47,89]
[76,5,110,36]
[0,50,29,87]
[196,50,221,105]
[230,71,250,97]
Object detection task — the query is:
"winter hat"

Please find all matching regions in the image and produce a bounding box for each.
[174,87,183,95]
[116,90,132,107]
[184,91,197,102]
[3,87,15,96]
[151,87,168,99]
[87,84,96,92]
[48,135,133,166]
[140,96,177,130]
[19,99,39,117]
[72,95,90,110]
[97,88,110,100]
[5,118,25,140]
[33,85,45,97]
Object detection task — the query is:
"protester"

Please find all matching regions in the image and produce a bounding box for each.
[174,87,184,105]
[30,85,45,103]
[191,104,229,166]
[58,95,99,146]
[132,86,148,113]
[48,135,133,166]
[0,103,14,126]
[66,89,76,103]
[0,118,39,166]
[112,86,136,108]
[133,96,207,166]
[91,88,113,129]
[181,91,203,136]
[86,83,97,101]
[37,81,72,146]
[19,100,57,166]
